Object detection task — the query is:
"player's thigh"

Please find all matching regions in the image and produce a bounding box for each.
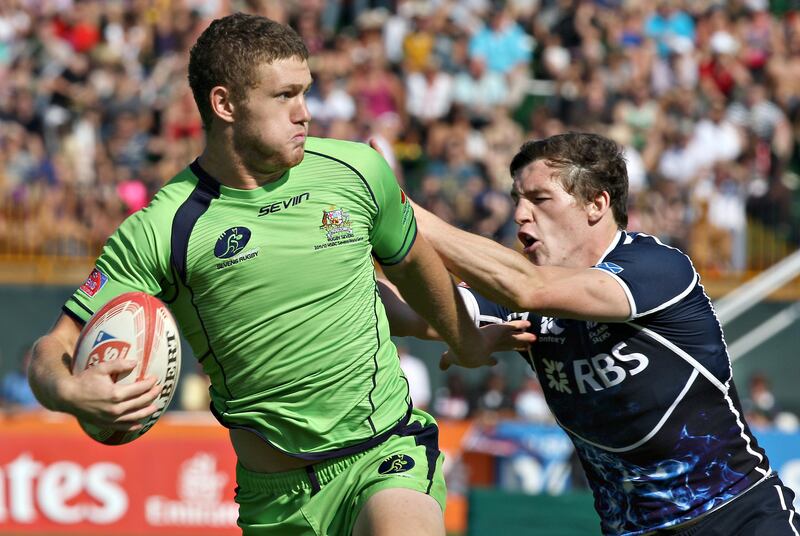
[352,487,444,536]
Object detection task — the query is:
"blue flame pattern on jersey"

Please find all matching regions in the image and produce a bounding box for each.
[573,423,751,535]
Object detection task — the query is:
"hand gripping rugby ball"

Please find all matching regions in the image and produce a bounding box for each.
[72,291,181,445]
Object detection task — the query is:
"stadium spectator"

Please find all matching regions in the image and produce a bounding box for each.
[513,373,552,424]
[451,56,509,122]
[433,372,473,420]
[397,344,432,411]
[644,0,696,58]
[0,347,39,410]
[474,370,514,419]
[178,360,211,412]
[405,57,453,124]
[744,372,800,433]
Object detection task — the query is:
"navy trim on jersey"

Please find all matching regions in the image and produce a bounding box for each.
[365,271,381,435]
[209,403,414,461]
[177,161,233,401]
[373,225,418,266]
[62,304,88,325]
[175,160,221,284]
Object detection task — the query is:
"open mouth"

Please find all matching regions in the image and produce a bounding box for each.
[518,232,538,249]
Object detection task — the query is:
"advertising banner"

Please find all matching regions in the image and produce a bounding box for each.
[0,412,476,535]
[0,412,238,535]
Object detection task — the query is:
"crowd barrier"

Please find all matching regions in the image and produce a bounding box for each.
[1,411,798,535]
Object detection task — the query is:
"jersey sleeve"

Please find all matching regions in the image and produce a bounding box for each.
[592,237,697,319]
[456,284,529,327]
[358,145,417,266]
[63,209,170,323]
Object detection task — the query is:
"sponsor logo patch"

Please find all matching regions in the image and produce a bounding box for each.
[87,330,131,368]
[595,262,624,274]
[258,192,310,217]
[79,268,108,297]
[214,227,251,259]
[378,454,415,475]
[543,358,572,394]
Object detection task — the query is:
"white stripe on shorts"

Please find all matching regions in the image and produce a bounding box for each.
[775,484,800,536]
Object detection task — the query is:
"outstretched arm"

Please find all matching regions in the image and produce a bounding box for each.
[378,277,536,355]
[28,313,162,431]
[411,203,630,322]
[381,241,537,370]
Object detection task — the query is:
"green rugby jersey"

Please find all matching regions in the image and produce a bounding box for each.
[64,137,418,458]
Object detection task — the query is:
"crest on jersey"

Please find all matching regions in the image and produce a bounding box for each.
[79,268,108,297]
[320,207,351,237]
[378,454,415,475]
[313,205,364,251]
[319,207,353,242]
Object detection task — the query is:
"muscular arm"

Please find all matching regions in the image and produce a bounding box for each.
[377,278,439,339]
[28,313,162,430]
[412,203,631,322]
[382,233,494,367]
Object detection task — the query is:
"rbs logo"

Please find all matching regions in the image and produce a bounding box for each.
[543,342,650,395]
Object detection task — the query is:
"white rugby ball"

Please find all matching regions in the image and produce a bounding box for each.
[72,291,181,445]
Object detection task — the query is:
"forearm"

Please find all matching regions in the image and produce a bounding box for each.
[377,279,440,339]
[412,203,546,311]
[28,334,76,413]
[383,235,482,355]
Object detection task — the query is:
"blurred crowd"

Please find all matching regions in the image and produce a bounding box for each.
[1,0,800,270]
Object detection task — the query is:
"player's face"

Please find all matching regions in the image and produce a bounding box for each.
[512,159,594,268]
[232,57,312,173]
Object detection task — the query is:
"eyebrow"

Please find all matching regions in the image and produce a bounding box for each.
[276,81,314,93]
[512,185,553,198]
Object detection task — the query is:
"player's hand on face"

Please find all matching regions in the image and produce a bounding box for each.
[64,359,162,431]
[439,320,536,371]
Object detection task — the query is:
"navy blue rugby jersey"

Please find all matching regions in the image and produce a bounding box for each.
[458,231,772,536]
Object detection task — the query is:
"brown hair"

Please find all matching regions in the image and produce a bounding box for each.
[509,132,629,228]
[188,13,309,130]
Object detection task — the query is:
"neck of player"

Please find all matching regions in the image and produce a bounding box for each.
[198,138,287,190]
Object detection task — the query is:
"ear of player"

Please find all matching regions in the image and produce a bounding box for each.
[72,292,182,445]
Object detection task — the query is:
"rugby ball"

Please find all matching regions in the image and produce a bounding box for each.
[72,291,181,445]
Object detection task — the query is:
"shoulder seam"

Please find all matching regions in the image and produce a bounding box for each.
[305,148,379,214]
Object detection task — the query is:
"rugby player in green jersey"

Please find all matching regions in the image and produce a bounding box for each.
[27,13,533,536]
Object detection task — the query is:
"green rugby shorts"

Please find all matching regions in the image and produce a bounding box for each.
[234,408,446,535]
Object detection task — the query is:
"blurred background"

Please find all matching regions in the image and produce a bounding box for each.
[1,0,799,534]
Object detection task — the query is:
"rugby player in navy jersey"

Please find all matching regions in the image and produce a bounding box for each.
[381,132,800,535]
